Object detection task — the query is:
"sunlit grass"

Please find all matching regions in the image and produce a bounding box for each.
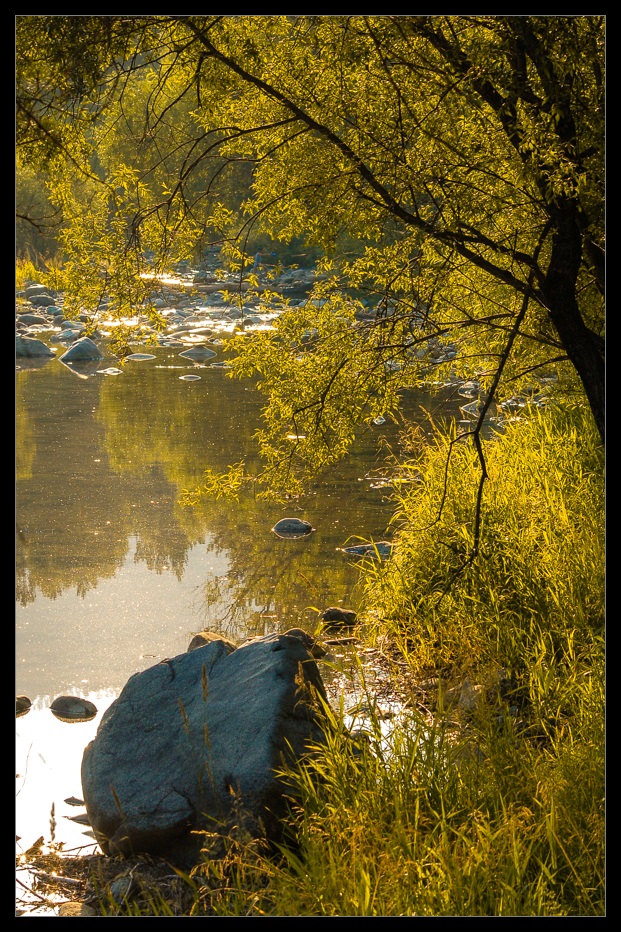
[35,402,605,917]
[184,402,604,917]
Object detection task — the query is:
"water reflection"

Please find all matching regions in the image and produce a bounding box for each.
[16,692,116,856]
[16,343,468,856]
[17,345,445,699]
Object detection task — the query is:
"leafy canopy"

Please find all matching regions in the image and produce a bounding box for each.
[16,15,605,494]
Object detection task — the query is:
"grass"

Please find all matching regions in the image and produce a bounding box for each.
[16,402,605,916]
[192,401,604,917]
[16,253,65,293]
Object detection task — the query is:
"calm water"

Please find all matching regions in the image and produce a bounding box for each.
[15,340,464,858]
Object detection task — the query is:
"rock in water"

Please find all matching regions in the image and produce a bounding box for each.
[16,695,32,717]
[58,337,103,361]
[339,541,393,559]
[50,695,98,722]
[15,335,55,358]
[179,346,217,361]
[81,633,328,862]
[320,607,358,628]
[271,517,315,539]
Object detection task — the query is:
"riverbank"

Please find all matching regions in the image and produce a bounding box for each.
[16,403,605,916]
[16,257,605,916]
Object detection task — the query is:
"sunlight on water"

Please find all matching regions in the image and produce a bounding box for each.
[16,692,117,855]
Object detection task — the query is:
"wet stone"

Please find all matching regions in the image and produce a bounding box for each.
[50,695,98,722]
[272,517,315,539]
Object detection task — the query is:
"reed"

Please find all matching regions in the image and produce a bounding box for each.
[87,403,605,916]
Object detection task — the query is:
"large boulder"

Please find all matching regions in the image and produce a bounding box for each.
[59,337,103,361]
[81,633,328,862]
[16,334,55,358]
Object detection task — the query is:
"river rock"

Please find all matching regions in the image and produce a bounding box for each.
[16,334,55,358]
[271,517,315,539]
[187,630,238,653]
[16,695,32,717]
[320,607,358,628]
[58,337,104,362]
[340,541,393,559]
[50,695,98,721]
[24,283,53,299]
[280,627,327,659]
[81,632,329,862]
[29,293,57,307]
[179,346,217,361]
[17,313,53,326]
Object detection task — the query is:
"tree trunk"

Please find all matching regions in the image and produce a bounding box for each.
[543,208,605,444]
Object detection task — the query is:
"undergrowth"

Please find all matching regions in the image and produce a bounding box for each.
[29,403,604,917]
[184,402,605,917]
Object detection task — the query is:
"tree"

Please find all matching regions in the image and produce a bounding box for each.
[16,15,605,485]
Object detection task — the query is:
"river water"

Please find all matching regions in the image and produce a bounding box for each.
[16,334,466,862]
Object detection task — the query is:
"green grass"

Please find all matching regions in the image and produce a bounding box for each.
[90,402,606,916]
[16,254,65,292]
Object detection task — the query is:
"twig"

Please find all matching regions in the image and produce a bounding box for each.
[16,876,50,903]
[30,871,83,888]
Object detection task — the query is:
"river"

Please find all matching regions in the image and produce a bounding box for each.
[16,326,467,861]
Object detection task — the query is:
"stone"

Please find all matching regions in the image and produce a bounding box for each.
[24,283,53,299]
[179,346,217,361]
[271,517,315,539]
[15,335,55,358]
[339,541,393,559]
[81,633,329,862]
[280,628,327,659]
[16,313,52,326]
[320,607,358,628]
[16,695,31,717]
[29,293,57,307]
[58,337,104,362]
[50,695,98,722]
[187,630,237,653]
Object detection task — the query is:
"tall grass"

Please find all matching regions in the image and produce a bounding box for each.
[171,402,604,917]
[365,403,604,681]
[91,403,605,916]
[16,253,65,292]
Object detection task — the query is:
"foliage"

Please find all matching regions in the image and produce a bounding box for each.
[360,403,604,673]
[184,402,605,917]
[16,15,605,457]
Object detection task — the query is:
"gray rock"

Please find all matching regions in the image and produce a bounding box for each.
[271,517,315,539]
[60,318,85,330]
[279,628,327,659]
[187,630,237,653]
[16,695,31,717]
[339,541,393,559]
[58,337,104,362]
[320,607,358,628]
[81,633,328,861]
[24,283,53,299]
[50,695,98,721]
[29,293,57,307]
[15,335,55,358]
[16,313,52,326]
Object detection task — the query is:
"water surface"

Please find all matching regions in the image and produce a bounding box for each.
[16,342,463,853]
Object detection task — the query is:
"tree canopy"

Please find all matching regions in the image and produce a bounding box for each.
[16,15,605,492]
